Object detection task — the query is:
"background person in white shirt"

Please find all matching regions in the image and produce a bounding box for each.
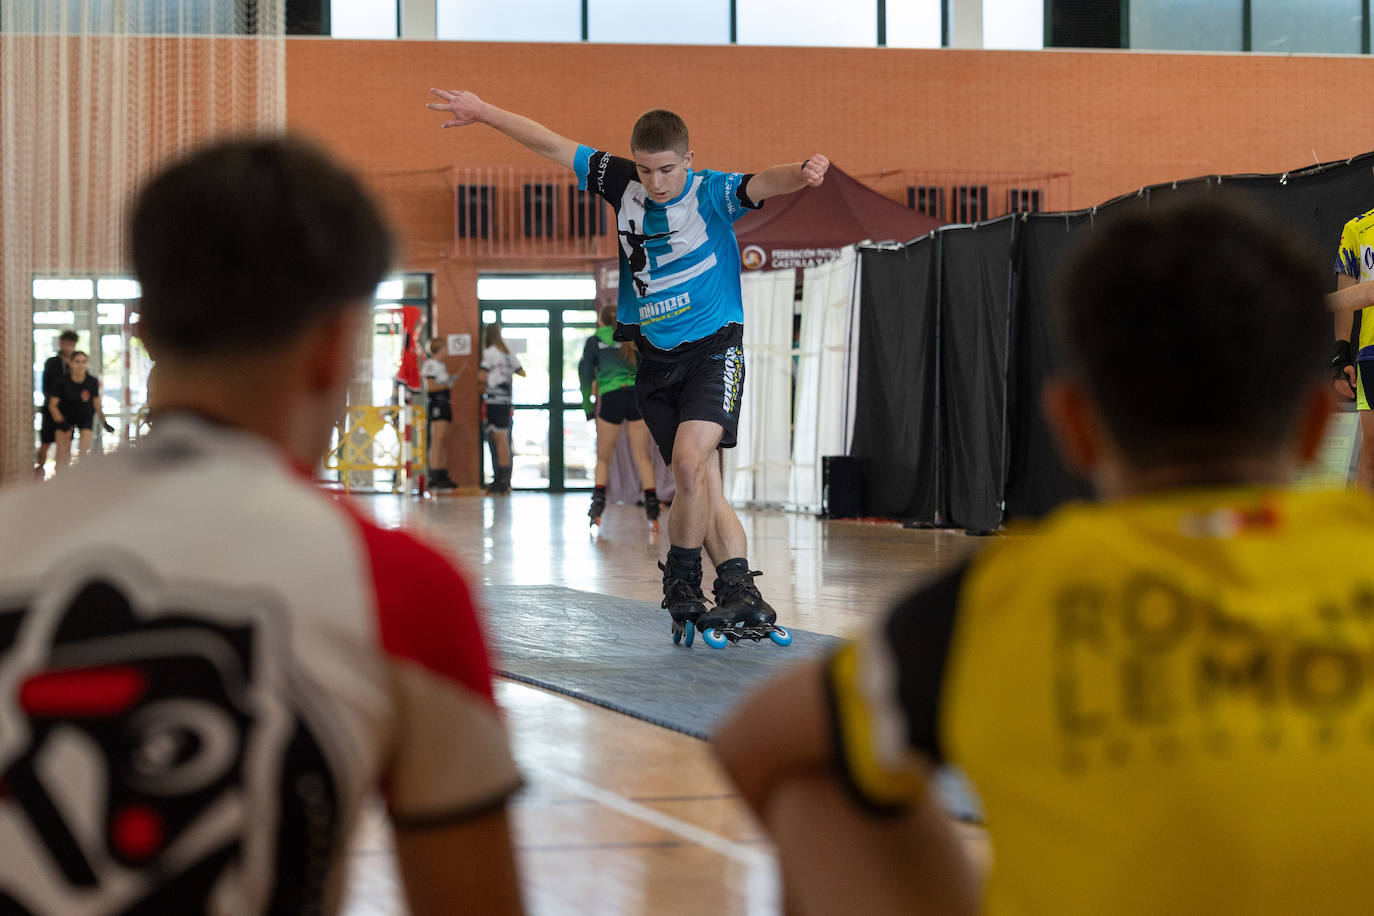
[480,323,525,494]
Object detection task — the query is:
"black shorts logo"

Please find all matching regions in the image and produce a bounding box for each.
[0,557,339,912]
[719,346,743,416]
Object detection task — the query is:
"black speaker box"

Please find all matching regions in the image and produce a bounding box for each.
[822,456,863,519]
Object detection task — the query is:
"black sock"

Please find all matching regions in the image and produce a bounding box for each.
[644,487,656,498]
[594,485,606,496]
[667,545,702,574]
[716,557,749,577]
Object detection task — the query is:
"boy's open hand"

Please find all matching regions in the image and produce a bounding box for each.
[802,154,830,187]
[427,88,485,128]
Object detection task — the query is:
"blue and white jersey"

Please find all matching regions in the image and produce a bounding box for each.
[574,144,761,358]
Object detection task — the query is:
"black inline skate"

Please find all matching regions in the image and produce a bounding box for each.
[660,560,708,646]
[703,568,792,648]
[588,488,606,527]
[644,489,660,533]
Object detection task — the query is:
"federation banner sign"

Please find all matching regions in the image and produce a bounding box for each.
[741,244,847,271]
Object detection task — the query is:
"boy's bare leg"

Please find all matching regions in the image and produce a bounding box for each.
[702,448,747,567]
[666,420,727,549]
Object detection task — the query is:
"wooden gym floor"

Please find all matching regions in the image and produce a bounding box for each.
[341,492,988,915]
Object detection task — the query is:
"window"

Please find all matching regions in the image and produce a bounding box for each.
[1130,0,1243,51]
[437,0,580,41]
[952,185,988,223]
[1251,0,1362,53]
[589,0,730,44]
[331,0,398,38]
[983,0,1043,49]
[887,0,943,48]
[736,0,877,47]
[908,185,946,220]
[5,0,254,34]
[478,277,597,301]
[1007,188,1042,214]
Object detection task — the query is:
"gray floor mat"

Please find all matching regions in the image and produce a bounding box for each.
[486,585,983,822]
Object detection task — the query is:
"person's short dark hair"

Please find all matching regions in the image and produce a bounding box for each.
[58,330,79,344]
[630,110,689,156]
[599,304,616,326]
[1054,193,1328,464]
[130,136,394,356]
[71,350,87,360]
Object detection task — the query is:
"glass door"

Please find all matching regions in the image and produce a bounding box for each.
[479,303,598,491]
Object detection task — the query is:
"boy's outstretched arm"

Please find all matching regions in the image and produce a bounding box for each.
[744,154,831,202]
[427,88,578,170]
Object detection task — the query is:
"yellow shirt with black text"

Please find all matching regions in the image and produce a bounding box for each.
[828,486,1374,916]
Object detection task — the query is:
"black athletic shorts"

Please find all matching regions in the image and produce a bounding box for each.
[39,407,56,444]
[486,403,512,430]
[55,410,93,433]
[636,344,744,465]
[598,387,641,425]
[427,389,452,422]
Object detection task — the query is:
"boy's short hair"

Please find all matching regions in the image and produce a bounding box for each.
[1054,194,1328,464]
[58,330,79,343]
[630,110,689,156]
[130,136,394,356]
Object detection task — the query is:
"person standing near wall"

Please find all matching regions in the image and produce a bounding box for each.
[35,329,77,476]
[480,322,524,494]
[420,338,457,490]
[48,350,104,473]
[580,304,659,527]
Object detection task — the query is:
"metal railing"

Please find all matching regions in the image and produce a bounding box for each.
[445,165,1072,256]
[448,166,620,261]
[853,168,1073,228]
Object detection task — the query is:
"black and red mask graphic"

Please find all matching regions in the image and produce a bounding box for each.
[0,569,340,914]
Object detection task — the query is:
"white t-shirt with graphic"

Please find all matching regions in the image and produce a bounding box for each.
[481,346,522,405]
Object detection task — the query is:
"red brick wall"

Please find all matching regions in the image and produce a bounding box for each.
[286,39,1374,485]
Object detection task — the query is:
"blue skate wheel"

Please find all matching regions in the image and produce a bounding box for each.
[701,627,729,649]
[685,620,695,647]
[672,626,682,645]
[768,627,792,647]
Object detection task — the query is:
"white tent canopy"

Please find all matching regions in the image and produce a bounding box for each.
[722,249,863,512]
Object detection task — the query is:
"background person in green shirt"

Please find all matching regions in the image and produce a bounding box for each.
[580,305,659,526]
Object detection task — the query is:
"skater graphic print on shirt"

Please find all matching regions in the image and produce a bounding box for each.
[574,144,760,354]
[618,219,674,298]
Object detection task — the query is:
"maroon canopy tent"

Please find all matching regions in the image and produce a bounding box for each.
[735,165,943,271]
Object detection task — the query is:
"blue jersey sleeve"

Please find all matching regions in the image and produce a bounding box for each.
[576,145,636,207]
[574,144,596,191]
[703,170,762,225]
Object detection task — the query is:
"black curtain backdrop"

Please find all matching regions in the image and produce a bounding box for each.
[851,151,1374,526]
[1003,213,1096,519]
[852,242,940,520]
[940,219,1016,531]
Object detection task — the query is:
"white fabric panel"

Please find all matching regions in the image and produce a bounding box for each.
[790,248,862,512]
[726,270,796,505]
